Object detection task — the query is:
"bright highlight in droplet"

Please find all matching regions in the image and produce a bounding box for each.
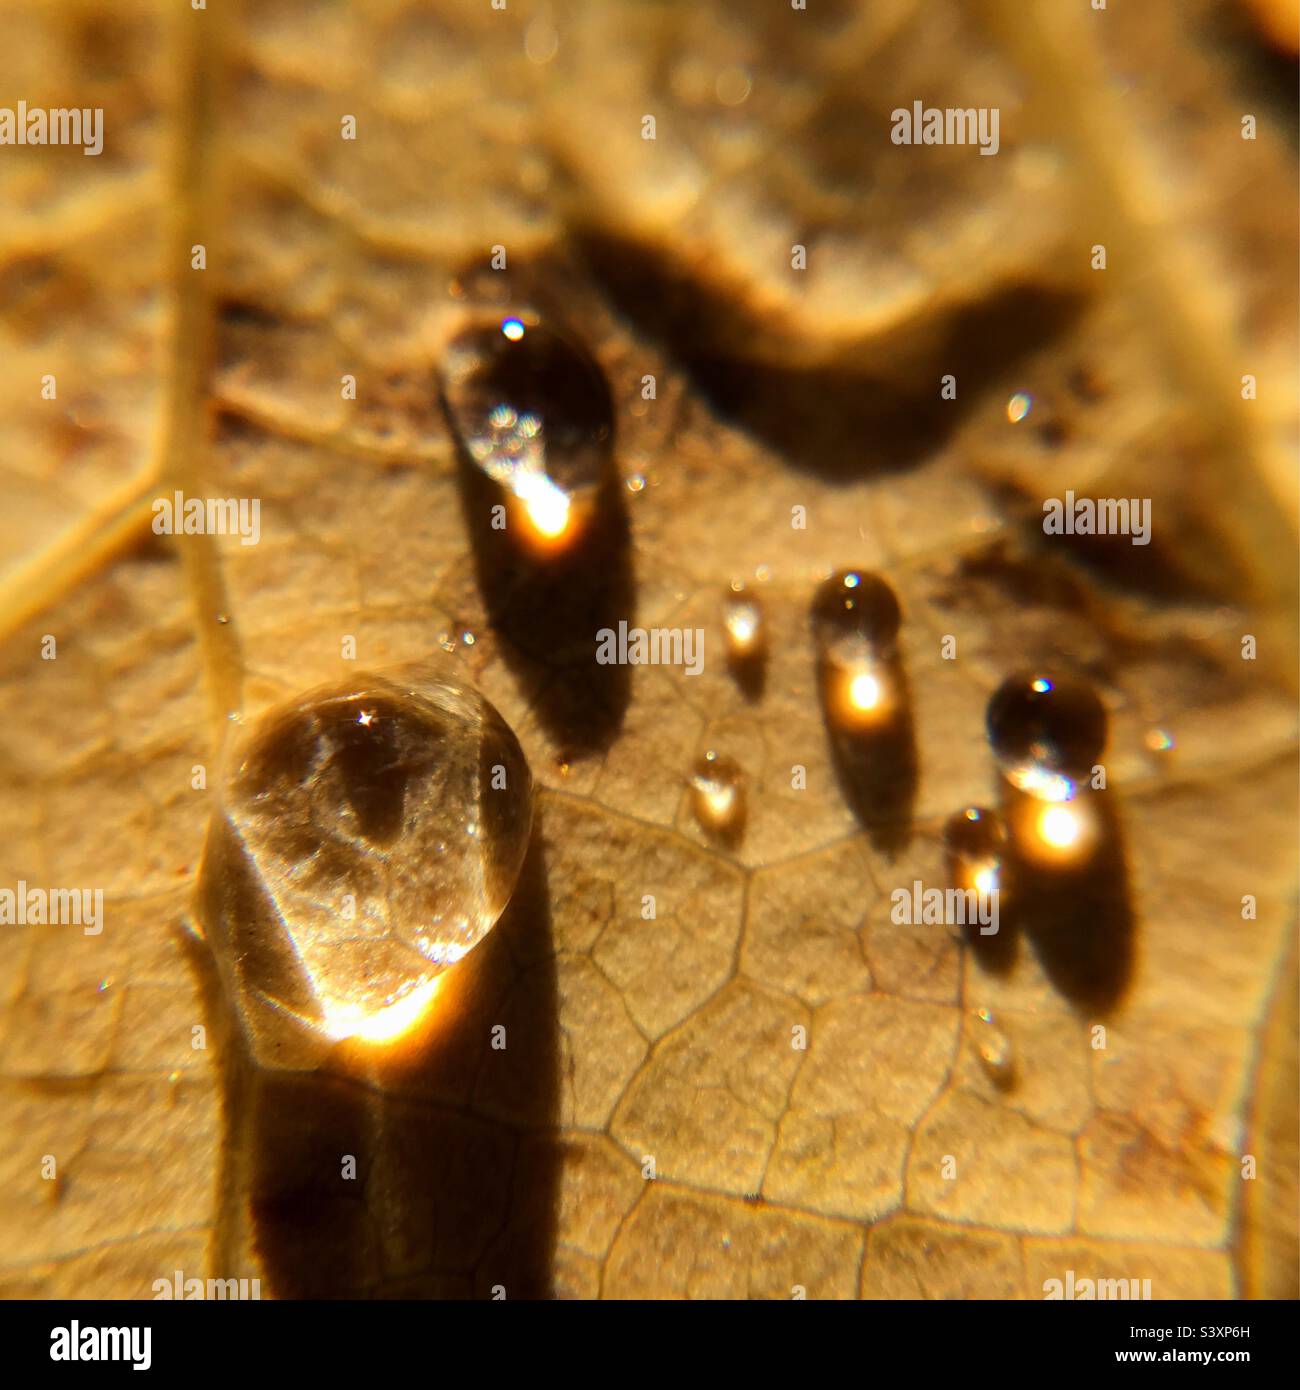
[849,671,882,711]
[973,864,1000,896]
[502,317,526,342]
[1038,803,1081,850]
[323,977,442,1045]
[515,472,572,541]
[1007,392,1032,423]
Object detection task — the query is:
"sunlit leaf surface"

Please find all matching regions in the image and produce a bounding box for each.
[0,0,1295,1299]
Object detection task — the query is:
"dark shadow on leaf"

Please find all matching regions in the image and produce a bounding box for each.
[1001,787,1134,1013]
[214,827,559,1299]
[575,228,1084,480]
[445,394,634,758]
[819,653,917,856]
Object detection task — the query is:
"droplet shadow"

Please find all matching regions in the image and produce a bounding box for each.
[575,228,1083,481]
[727,644,767,702]
[447,413,635,758]
[209,827,560,1299]
[1001,789,1134,1013]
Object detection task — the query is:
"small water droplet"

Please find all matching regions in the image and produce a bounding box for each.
[1006,391,1032,423]
[200,660,533,1067]
[986,672,1107,803]
[441,312,614,553]
[812,570,901,728]
[626,473,646,494]
[972,1007,1014,1086]
[689,750,746,843]
[1144,727,1174,753]
[723,583,767,697]
[716,66,752,106]
[723,585,765,660]
[943,806,1006,897]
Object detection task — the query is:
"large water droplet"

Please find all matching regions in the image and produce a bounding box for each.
[199,661,533,1067]
[985,672,1106,802]
[689,750,746,843]
[441,312,614,552]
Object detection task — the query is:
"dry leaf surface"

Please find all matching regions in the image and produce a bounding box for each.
[0,0,1295,1299]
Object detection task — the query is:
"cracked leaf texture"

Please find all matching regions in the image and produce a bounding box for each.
[0,0,1296,1300]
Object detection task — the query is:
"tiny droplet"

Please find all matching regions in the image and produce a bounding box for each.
[972,1008,1014,1086]
[689,751,746,842]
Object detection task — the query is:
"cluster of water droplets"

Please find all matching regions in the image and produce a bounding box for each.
[197,285,1130,1065]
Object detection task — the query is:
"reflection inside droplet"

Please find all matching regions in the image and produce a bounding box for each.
[199,661,534,1067]
[722,581,761,656]
[943,805,1007,898]
[972,1007,1014,1085]
[813,570,901,731]
[441,312,614,555]
[689,750,746,842]
[986,671,1107,804]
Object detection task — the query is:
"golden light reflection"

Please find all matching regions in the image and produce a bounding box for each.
[322,976,442,1045]
[849,671,880,710]
[724,600,761,654]
[1005,763,1075,803]
[697,782,736,824]
[830,663,892,727]
[515,472,572,541]
[1014,798,1097,866]
[973,863,1000,896]
[688,751,745,838]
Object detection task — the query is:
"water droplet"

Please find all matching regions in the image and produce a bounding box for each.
[723,582,767,698]
[200,660,533,1067]
[812,570,901,728]
[943,806,1006,897]
[1006,391,1032,423]
[689,750,746,842]
[811,570,916,850]
[1144,727,1174,754]
[985,672,1107,803]
[972,1007,1014,1086]
[441,313,614,553]
[724,585,765,660]
[716,66,752,106]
